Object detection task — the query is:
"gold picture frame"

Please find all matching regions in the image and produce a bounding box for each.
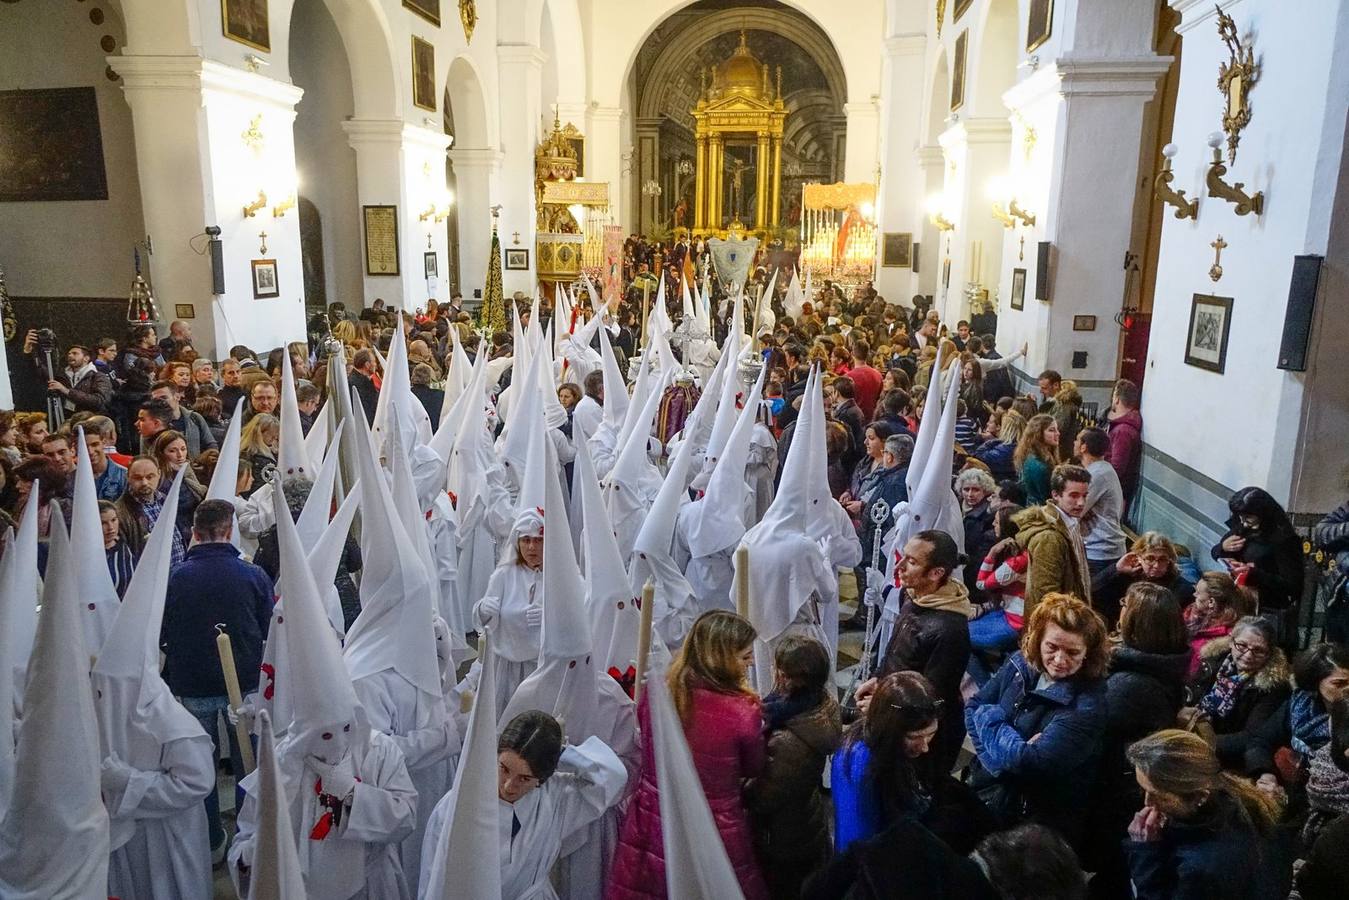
[221,0,270,53]
[362,205,401,276]
[1027,0,1054,52]
[412,36,437,112]
[460,0,478,43]
[950,30,968,112]
[402,0,440,28]
[1216,8,1258,165]
[953,0,973,24]
[936,0,946,38]
[881,233,913,269]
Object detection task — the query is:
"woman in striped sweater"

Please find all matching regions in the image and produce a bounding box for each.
[968,505,1030,686]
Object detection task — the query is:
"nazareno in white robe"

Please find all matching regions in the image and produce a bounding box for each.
[230,728,419,900]
[353,669,461,898]
[471,562,543,718]
[418,736,627,900]
[104,731,215,900]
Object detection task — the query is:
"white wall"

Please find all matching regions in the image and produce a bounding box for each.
[290,0,363,312]
[1142,0,1349,503]
[0,1,146,298]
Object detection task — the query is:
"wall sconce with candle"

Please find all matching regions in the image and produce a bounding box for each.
[1008,199,1035,228]
[1154,143,1199,220]
[927,194,956,232]
[434,191,455,223]
[271,194,296,218]
[242,190,267,218]
[1205,131,1264,216]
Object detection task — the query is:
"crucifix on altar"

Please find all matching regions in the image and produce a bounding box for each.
[691,31,788,235]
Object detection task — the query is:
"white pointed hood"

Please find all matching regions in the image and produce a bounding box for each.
[739,369,834,644]
[783,268,806,320]
[343,402,441,704]
[208,397,247,547]
[697,271,713,332]
[372,313,433,450]
[440,326,474,425]
[501,437,599,740]
[499,348,547,492]
[647,657,746,900]
[0,511,109,899]
[603,363,666,561]
[71,426,120,657]
[680,274,696,322]
[701,343,746,468]
[901,362,965,545]
[429,336,488,464]
[648,275,672,340]
[755,269,778,333]
[906,342,948,500]
[295,421,343,553]
[303,397,330,474]
[92,468,203,851]
[446,353,503,530]
[278,352,313,481]
[683,365,766,559]
[0,496,39,811]
[574,424,640,680]
[247,709,307,900]
[424,631,503,900]
[597,324,630,430]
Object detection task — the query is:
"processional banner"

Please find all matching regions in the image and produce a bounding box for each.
[707,236,760,293]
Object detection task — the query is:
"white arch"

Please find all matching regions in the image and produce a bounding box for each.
[925,45,951,146]
[497,0,587,112]
[278,0,401,119]
[969,0,1020,118]
[445,53,495,149]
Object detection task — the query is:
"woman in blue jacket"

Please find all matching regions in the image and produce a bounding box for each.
[833,671,993,855]
[964,592,1108,843]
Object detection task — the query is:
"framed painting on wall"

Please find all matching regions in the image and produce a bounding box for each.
[881,233,913,268]
[951,30,968,112]
[1027,0,1055,53]
[403,0,441,27]
[412,36,437,111]
[251,259,280,299]
[424,251,438,279]
[941,258,951,290]
[0,87,108,202]
[221,0,270,53]
[362,205,400,276]
[1010,268,1027,310]
[505,248,531,271]
[1184,293,1233,374]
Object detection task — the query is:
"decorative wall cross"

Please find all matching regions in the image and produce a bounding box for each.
[1209,235,1227,282]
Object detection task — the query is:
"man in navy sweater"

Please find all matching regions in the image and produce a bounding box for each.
[161,499,274,860]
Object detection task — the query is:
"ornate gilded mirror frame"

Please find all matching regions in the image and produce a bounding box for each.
[1216,7,1257,165]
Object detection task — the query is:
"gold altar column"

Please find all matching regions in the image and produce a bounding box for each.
[755,131,770,228]
[770,135,783,227]
[708,134,723,229]
[701,135,712,232]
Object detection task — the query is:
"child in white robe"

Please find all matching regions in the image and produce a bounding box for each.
[419,710,626,900]
[473,509,545,717]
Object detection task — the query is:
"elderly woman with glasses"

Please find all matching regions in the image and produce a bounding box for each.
[1188,616,1292,769]
[1091,531,1196,630]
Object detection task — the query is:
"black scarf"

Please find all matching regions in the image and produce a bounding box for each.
[762,688,825,731]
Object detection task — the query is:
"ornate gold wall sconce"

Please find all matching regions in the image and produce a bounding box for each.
[1205,132,1264,216]
[242,190,267,218]
[1008,199,1036,227]
[1154,143,1198,220]
[991,201,1016,229]
[271,194,296,218]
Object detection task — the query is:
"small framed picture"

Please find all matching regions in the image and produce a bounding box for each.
[941,257,951,289]
[1184,293,1234,374]
[174,304,196,319]
[1027,0,1055,53]
[505,247,530,271]
[251,259,279,299]
[412,35,436,112]
[402,0,440,27]
[424,251,439,279]
[1072,314,1097,331]
[1010,267,1027,310]
[221,0,270,53]
[881,232,913,269]
[953,0,974,23]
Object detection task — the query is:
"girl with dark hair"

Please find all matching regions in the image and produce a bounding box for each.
[1245,643,1349,791]
[1085,584,1191,898]
[1189,616,1291,769]
[1183,572,1251,678]
[608,610,768,900]
[1124,729,1287,899]
[746,636,842,899]
[421,710,626,899]
[834,671,994,856]
[1212,486,1305,646]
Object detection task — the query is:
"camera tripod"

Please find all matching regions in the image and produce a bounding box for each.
[42,347,65,431]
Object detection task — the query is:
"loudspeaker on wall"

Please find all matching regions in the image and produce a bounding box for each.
[1277,254,1323,371]
[209,237,225,295]
[1034,241,1052,301]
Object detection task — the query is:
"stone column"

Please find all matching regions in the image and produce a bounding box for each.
[112,55,307,358]
[843,100,880,184]
[1000,58,1170,394]
[707,135,723,229]
[755,131,770,229]
[875,33,927,303]
[694,133,707,231]
[941,117,1012,323]
[913,144,946,301]
[635,117,663,234]
[496,44,546,295]
[585,104,624,229]
[448,148,501,304]
[770,135,783,226]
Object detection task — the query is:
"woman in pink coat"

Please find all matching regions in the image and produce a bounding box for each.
[607,610,770,900]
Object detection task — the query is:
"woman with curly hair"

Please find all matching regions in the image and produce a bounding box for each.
[965,592,1109,842]
[1014,413,1061,506]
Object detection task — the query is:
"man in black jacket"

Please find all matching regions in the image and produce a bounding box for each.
[349,348,381,424]
[21,333,113,415]
[161,499,274,855]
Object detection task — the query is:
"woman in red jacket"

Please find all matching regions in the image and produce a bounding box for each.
[607,610,769,900]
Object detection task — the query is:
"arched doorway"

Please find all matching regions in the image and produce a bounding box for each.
[444,55,494,305]
[626,0,847,239]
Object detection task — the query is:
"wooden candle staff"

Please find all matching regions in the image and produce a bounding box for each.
[634,581,656,703]
[735,545,751,620]
[215,624,256,774]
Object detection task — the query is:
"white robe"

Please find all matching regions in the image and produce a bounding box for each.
[104,732,215,900]
[354,671,461,898]
[555,682,640,900]
[230,730,419,900]
[746,424,779,525]
[472,564,543,718]
[418,737,627,900]
[571,397,603,444]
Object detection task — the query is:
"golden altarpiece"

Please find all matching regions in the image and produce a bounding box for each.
[691,32,787,235]
[535,112,610,290]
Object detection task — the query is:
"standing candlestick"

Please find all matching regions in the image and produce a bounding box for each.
[634,581,656,703]
[215,625,256,774]
[735,545,751,620]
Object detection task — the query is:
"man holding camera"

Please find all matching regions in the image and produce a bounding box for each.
[23,329,113,415]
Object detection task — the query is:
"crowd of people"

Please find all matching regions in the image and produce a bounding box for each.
[0,266,1347,900]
